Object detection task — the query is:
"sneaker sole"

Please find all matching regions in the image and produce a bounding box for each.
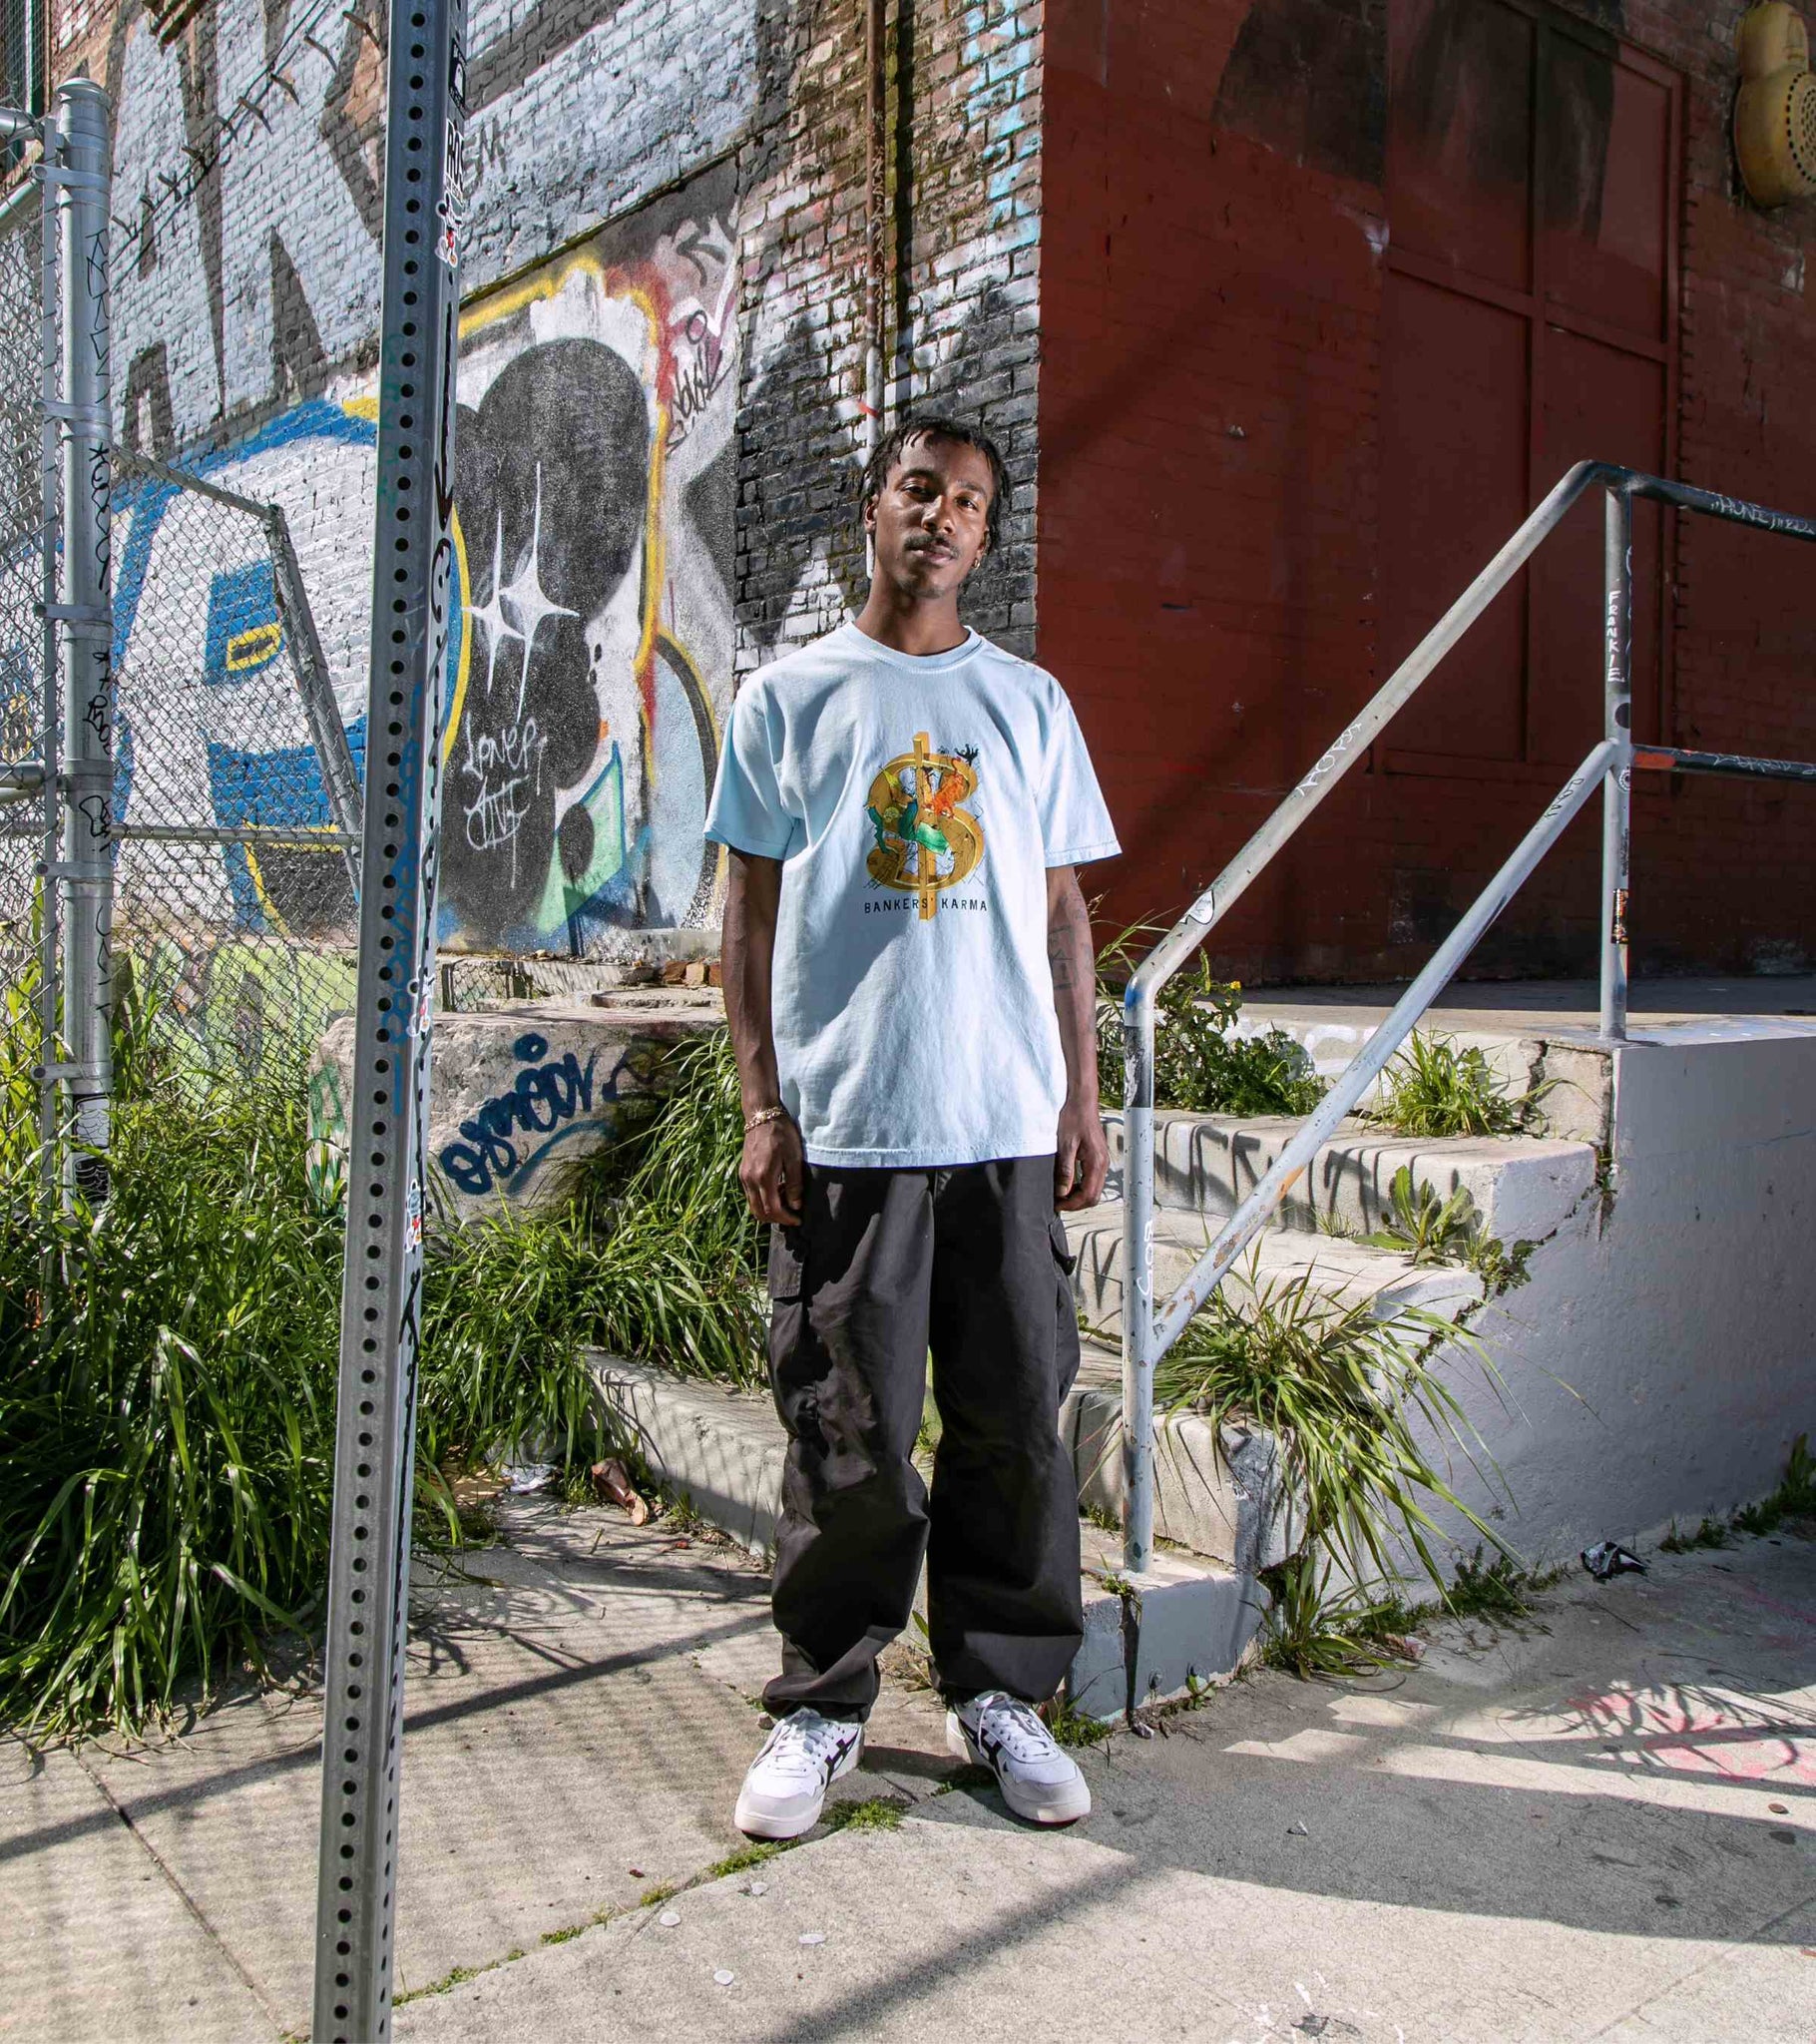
[734,1728,865,1839]
[946,1713,1092,1826]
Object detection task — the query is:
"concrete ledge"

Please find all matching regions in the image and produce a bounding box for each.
[587,1348,1298,1576]
[586,1351,1283,1711]
[1068,1530,1271,1721]
[588,1355,786,1555]
[1065,1381,1298,1575]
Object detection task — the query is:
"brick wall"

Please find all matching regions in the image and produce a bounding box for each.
[732,0,1044,676]
[1040,0,1816,982]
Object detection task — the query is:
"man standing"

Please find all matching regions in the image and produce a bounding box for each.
[705,416,1120,1836]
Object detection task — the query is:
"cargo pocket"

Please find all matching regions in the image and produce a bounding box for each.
[764,1223,807,1411]
[1050,1213,1082,1404]
[1047,1213,1078,1277]
[766,1221,806,1301]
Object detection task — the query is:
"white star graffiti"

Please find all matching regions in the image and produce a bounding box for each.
[466,508,521,698]
[497,461,577,724]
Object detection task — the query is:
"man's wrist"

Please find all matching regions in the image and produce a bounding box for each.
[743,1102,789,1134]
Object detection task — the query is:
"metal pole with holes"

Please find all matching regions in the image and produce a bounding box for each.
[50,80,112,1201]
[311,0,467,2032]
[1598,481,1633,1042]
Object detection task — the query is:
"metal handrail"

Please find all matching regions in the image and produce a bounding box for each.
[1117,462,1816,1572]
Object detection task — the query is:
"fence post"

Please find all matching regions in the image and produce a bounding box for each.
[1598,482,1633,1042]
[310,0,468,2032]
[51,79,112,1200]
[34,120,62,1199]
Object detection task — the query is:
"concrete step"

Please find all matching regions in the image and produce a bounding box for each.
[1064,1200,1485,1345]
[585,1348,1292,1579]
[584,1352,1274,1722]
[1104,1110,1599,1246]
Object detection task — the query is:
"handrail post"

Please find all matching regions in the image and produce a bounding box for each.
[1599,481,1633,1041]
[1122,982,1157,1573]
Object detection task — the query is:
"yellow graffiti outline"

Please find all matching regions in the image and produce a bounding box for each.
[341,394,473,763]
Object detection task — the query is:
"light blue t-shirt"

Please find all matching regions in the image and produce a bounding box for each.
[704,622,1121,1168]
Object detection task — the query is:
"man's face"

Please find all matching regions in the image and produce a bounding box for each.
[864,435,994,598]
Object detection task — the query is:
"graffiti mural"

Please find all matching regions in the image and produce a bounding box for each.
[446,161,738,949]
[106,160,737,961]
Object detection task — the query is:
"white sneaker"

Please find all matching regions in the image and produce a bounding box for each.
[946,1691,1092,1825]
[734,1710,865,1838]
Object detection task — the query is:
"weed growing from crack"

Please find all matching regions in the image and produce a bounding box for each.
[1039,1694,1116,1748]
[1365,1033,1549,1140]
[1659,1515,1730,1554]
[820,1795,906,1833]
[1156,1259,1517,1597]
[1732,1434,1816,1535]
[707,1840,784,1879]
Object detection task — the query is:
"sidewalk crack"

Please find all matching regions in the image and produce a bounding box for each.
[70,1746,292,2039]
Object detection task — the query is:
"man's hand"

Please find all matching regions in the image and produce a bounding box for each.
[740,1113,806,1225]
[1048,865,1107,1210]
[1055,1095,1108,1211]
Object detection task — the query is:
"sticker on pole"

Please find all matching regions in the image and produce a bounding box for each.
[437,119,471,268]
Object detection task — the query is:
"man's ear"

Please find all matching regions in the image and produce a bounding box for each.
[861,491,877,535]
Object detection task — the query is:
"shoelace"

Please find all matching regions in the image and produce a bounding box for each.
[766,1713,852,1771]
[970,1692,1058,1764]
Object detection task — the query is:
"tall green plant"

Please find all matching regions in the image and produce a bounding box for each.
[1153,1260,1515,1594]
[1366,1032,1545,1139]
[0,1021,767,1735]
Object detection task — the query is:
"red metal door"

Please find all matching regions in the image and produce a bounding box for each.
[1379,0,1680,779]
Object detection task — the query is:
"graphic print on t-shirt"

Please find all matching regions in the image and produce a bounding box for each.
[862,731,985,920]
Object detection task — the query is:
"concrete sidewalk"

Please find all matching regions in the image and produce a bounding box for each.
[4,1504,1812,2043]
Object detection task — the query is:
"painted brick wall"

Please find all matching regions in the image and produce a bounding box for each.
[732,0,1044,676]
[41,0,1043,957]
[1040,0,1816,983]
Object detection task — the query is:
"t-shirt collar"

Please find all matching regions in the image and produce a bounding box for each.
[836,619,984,673]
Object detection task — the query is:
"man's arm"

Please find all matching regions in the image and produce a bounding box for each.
[721,848,805,1224]
[1047,865,1109,1212]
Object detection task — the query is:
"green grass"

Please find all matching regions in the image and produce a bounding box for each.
[1155,1259,1516,1598]
[820,1794,906,1833]
[0,1018,766,1737]
[1040,1693,1116,1747]
[1658,1516,1729,1554]
[1365,1032,1546,1140]
[1096,931,1324,1119]
[705,1840,784,1879]
[1732,1433,1816,1535]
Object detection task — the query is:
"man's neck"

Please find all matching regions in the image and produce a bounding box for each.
[852,583,969,658]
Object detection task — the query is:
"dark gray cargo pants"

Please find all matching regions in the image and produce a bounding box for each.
[762,1155,1084,1721]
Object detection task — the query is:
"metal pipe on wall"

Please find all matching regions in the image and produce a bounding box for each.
[50,80,113,1203]
[862,0,888,469]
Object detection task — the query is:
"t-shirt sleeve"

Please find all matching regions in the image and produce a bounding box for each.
[704,679,796,858]
[1041,695,1121,867]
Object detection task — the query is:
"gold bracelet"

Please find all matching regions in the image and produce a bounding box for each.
[744,1104,788,1133]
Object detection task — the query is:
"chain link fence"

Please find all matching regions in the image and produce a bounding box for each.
[109,444,364,1095]
[0,178,54,1133]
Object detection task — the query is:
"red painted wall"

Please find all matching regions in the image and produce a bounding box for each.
[1039,0,1816,982]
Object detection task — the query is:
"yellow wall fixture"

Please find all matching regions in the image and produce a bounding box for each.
[1736,2,1816,207]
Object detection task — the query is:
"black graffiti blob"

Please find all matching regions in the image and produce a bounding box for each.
[443,337,650,948]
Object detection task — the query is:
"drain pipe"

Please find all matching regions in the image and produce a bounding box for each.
[862,0,887,468]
